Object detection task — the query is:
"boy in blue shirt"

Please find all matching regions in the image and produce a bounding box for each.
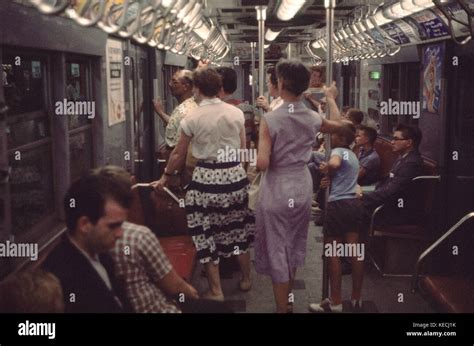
[309,123,365,313]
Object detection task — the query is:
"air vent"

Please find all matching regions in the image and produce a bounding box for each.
[221,8,243,13]
[227,24,235,29]
[241,0,268,5]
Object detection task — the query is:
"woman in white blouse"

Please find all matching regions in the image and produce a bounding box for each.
[155,67,255,301]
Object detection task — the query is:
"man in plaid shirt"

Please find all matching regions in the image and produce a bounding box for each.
[94,166,232,313]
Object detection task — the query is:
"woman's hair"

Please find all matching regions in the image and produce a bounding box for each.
[266,66,278,87]
[275,59,310,96]
[193,67,223,97]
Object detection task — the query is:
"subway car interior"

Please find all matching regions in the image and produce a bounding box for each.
[0,0,473,318]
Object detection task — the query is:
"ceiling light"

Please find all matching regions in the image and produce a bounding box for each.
[277,0,306,21]
[265,28,281,41]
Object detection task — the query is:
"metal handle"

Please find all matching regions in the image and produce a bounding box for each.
[411,212,474,292]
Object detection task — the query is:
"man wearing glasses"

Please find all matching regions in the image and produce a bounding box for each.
[361,124,424,227]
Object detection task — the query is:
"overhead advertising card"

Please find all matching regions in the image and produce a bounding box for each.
[106,38,125,126]
[404,9,449,40]
[422,43,444,114]
[381,22,411,44]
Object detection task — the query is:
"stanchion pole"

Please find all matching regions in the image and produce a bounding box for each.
[255,6,267,97]
[251,42,256,107]
[322,0,335,301]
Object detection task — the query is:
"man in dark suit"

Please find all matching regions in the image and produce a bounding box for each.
[43,175,131,313]
[362,124,424,227]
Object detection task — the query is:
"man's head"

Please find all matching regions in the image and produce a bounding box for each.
[169,69,194,98]
[346,108,364,126]
[193,67,222,98]
[215,67,237,96]
[309,66,324,88]
[266,66,279,97]
[391,124,422,153]
[0,270,64,313]
[64,173,132,255]
[276,59,310,97]
[331,122,356,148]
[356,125,377,147]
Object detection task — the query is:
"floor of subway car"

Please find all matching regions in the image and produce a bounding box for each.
[190,220,435,313]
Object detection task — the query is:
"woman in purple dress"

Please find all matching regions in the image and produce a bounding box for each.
[255,59,344,313]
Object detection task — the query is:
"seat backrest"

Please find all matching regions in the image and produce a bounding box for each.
[374,138,399,179]
[417,158,439,216]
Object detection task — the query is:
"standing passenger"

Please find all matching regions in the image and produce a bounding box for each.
[256,66,283,112]
[255,59,344,313]
[154,67,255,301]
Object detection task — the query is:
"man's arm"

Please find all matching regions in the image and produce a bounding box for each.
[257,117,271,171]
[362,161,420,208]
[153,99,171,125]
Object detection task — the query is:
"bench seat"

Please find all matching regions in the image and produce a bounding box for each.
[420,275,474,313]
[158,235,196,282]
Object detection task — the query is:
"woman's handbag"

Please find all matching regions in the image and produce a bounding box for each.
[248,172,263,211]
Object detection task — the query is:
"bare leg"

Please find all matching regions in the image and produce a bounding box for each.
[344,232,364,301]
[205,261,223,297]
[272,281,291,313]
[237,251,251,282]
[326,236,343,305]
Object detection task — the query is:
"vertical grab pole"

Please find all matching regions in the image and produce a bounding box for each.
[251,42,256,107]
[322,0,335,301]
[256,6,267,98]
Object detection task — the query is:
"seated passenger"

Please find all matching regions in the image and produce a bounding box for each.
[355,126,380,186]
[309,123,365,313]
[0,269,64,313]
[345,108,364,127]
[43,174,130,313]
[95,166,231,313]
[362,124,424,226]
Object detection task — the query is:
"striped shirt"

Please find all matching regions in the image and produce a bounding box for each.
[109,222,181,313]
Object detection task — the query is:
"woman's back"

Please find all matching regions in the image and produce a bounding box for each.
[264,101,322,169]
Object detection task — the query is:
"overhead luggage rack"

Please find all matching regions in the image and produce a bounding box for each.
[27,0,230,63]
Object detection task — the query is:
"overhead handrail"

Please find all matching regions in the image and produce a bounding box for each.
[29,0,70,15]
[411,211,474,292]
[66,0,107,27]
[433,0,473,45]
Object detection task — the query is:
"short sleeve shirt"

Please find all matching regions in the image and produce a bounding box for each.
[165,97,198,147]
[180,98,244,160]
[358,148,380,186]
[328,147,360,202]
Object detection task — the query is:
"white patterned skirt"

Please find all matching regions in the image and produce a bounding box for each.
[185,161,255,264]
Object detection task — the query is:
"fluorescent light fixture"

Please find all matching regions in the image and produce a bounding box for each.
[265,28,281,41]
[277,0,306,21]
[264,43,270,49]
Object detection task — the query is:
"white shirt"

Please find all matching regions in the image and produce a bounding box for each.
[269,96,284,111]
[180,98,244,160]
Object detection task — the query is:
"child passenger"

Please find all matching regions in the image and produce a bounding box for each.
[309,123,365,313]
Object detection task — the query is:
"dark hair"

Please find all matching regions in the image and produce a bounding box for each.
[64,174,132,232]
[275,59,310,96]
[91,165,132,191]
[359,125,377,145]
[193,67,222,97]
[0,270,64,313]
[215,67,237,94]
[394,124,422,148]
[267,66,278,88]
[334,122,356,147]
[347,108,364,125]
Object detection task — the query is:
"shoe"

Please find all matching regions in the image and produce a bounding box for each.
[308,298,342,313]
[238,279,252,292]
[351,299,362,312]
[202,291,225,302]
